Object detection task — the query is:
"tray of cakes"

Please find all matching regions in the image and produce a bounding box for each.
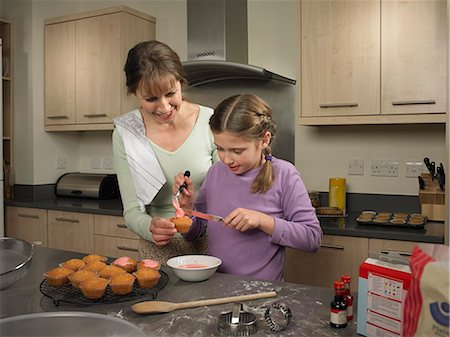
[356,211,427,228]
[40,255,168,306]
[315,207,348,218]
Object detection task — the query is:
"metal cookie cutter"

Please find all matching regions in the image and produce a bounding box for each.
[218,303,258,336]
[264,302,292,332]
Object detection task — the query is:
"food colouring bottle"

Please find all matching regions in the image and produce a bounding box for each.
[341,275,354,321]
[330,281,347,328]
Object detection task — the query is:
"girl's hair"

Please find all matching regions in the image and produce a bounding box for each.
[210,93,277,193]
[124,40,187,97]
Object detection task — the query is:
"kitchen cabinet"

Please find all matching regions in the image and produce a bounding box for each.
[1,19,14,198]
[5,207,48,246]
[94,214,139,259]
[299,0,447,125]
[44,6,156,131]
[47,210,94,254]
[285,235,368,292]
[369,238,436,255]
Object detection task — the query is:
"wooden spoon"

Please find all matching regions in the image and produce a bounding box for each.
[132,291,277,314]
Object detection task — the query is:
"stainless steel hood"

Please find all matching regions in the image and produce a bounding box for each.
[184,0,296,87]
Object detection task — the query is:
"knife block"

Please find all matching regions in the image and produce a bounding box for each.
[419,173,445,222]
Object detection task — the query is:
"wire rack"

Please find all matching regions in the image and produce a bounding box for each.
[40,270,169,306]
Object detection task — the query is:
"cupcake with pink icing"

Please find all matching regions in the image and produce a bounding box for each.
[112,256,137,273]
[137,259,161,271]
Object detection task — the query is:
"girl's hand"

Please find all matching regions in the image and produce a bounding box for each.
[172,172,195,209]
[149,217,177,246]
[224,208,275,235]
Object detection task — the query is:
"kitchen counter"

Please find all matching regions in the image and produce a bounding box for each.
[0,246,359,336]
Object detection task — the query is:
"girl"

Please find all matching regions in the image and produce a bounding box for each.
[174,93,322,281]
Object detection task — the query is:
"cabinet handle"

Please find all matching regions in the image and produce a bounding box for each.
[47,115,69,119]
[320,243,344,250]
[116,224,127,229]
[17,213,39,219]
[391,99,436,106]
[319,103,358,108]
[83,114,107,118]
[117,245,139,252]
[55,217,80,223]
[380,249,411,257]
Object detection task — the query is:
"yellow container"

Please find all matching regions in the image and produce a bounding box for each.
[329,178,346,214]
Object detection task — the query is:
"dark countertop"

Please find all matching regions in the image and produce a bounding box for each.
[0,246,359,336]
[7,193,444,244]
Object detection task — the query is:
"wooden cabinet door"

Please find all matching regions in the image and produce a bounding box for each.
[5,207,48,246]
[44,21,76,125]
[75,13,122,124]
[381,0,447,116]
[369,238,437,256]
[301,0,380,117]
[94,235,139,260]
[285,235,368,292]
[48,210,94,253]
[94,214,139,239]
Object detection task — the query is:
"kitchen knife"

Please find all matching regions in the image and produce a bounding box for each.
[182,208,224,222]
[436,167,445,191]
[423,157,434,178]
[418,176,425,190]
[430,161,436,177]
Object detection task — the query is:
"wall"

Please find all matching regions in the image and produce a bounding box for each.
[1,0,448,197]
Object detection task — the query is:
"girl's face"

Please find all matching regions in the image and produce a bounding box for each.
[213,131,271,175]
[136,81,183,123]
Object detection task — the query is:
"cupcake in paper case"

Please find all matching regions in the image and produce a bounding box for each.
[79,276,109,300]
[44,267,74,287]
[170,216,193,233]
[99,265,127,279]
[137,259,161,271]
[133,267,161,288]
[82,261,107,273]
[112,256,138,273]
[68,269,98,289]
[82,254,107,264]
[109,273,136,295]
[61,258,86,271]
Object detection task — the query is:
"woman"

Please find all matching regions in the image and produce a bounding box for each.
[112,40,218,263]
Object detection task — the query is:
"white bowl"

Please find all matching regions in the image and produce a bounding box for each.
[167,255,222,282]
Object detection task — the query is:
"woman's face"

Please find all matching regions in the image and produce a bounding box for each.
[213,131,270,175]
[136,81,183,123]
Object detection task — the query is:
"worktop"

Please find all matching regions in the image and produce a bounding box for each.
[0,246,359,336]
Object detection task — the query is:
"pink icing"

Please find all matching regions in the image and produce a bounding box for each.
[140,259,160,269]
[172,197,185,218]
[113,257,132,266]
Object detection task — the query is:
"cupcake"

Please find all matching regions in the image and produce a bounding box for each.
[170,216,193,233]
[82,261,107,273]
[68,269,98,289]
[82,254,107,264]
[44,267,74,286]
[79,277,109,299]
[133,268,161,288]
[99,265,127,279]
[109,273,136,295]
[112,256,138,273]
[61,258,86,271]
[137,259,161,271]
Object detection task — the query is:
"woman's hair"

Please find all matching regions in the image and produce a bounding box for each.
[124,40,187,97]
[210,93,277,193]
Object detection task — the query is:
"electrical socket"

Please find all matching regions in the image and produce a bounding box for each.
[370,160,399,177]
[56,157,66,169]
[405,161,423,177]
[348,159,364,175]
[102,156,114,170]
[91,156,101,169]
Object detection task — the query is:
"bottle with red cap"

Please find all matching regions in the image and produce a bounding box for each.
[341,275,354,321]
[330,280,347,328]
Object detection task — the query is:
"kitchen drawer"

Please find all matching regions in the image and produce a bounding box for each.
[369,238,436,256]
[94,214,138,239]
[48,210,94,254]
[5,206,48,247]
[94,235,139,260]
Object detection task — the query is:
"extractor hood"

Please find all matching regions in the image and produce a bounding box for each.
[184,0,296,87]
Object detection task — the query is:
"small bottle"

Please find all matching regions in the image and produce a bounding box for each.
[330,280,347,328]
[341,275,354,321]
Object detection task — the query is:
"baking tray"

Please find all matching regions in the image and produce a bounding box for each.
[40,270,169,306]
[356,212,427,229]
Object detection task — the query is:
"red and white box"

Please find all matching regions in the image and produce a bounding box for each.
[357,257,412,337]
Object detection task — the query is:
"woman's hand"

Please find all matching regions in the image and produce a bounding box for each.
[173,172,195,209]
[149,217,177,246]
[224,208,275,235]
